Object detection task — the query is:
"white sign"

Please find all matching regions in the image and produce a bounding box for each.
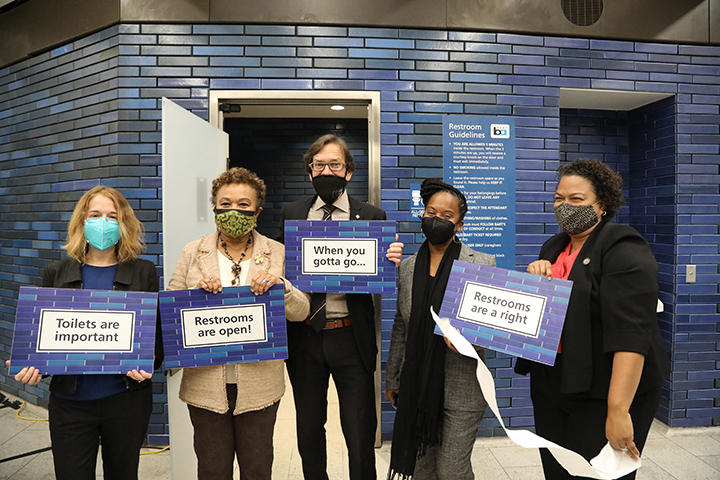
[457,282,546,337]
[490,124,510,138]
[301,238,378,276]
[181,304,267,348]
[37,309,135,352]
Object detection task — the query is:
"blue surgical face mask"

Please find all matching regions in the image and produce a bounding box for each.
[84,217,121,251]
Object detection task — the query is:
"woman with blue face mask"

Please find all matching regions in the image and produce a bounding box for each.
[7,186,161,480]
[517,159,670,480]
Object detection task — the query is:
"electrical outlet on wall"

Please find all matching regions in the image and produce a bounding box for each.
[686,265,696,283]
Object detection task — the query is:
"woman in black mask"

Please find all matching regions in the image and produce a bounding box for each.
[385,178,495,480]
[516,159,669,480]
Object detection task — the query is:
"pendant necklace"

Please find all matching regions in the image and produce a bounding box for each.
[219,234,252,286]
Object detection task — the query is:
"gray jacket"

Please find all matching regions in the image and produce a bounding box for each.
[385,243,495,411]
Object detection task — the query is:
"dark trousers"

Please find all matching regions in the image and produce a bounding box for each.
[530,361,662,480]
[187,384,280,480]
[48,387,152,480]
[287,324,377,480]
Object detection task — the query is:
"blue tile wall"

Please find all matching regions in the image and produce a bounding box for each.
[1,23,719,444]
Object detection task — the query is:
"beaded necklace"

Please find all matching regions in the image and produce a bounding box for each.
[219,234,252,286]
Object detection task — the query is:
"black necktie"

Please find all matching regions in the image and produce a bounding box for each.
[321,204,336,221]
[309,204,336,331]
[308,293,327,332]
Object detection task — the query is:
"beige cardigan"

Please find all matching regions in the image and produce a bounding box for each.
[168,229,309,415]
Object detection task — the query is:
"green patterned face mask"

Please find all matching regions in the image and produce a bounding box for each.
[214,209,257,238]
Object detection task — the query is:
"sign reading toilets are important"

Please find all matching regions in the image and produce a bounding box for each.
[9,286,157,375]
[437,261,572,366]
[284,220,396,294]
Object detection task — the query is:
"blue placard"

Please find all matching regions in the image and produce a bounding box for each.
[437,261,572,366]
[9,286,157,375]
[158,284,288,369]
[443,115,516,269]
[284,220,397,294]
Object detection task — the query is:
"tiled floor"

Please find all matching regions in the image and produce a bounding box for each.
[2,381,720,480]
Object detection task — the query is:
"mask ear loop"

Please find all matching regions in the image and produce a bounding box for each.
[454,227,463,244]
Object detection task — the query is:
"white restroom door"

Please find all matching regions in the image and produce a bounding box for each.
[161,97,228,480]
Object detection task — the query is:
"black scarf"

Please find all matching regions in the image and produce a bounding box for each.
[388,239,462,480]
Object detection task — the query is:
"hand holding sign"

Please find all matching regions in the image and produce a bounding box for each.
[6,360,43,385]
[386,234,404,267]
[249,271,282,296]
[527,259,553,280]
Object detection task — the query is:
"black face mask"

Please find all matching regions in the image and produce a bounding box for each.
[421,216,457,245]
[312,174,348,204]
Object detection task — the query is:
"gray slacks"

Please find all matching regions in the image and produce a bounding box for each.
[412,406,486,480]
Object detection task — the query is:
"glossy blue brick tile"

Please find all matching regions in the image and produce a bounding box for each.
[314,37,363,48]
[313,79,364,90]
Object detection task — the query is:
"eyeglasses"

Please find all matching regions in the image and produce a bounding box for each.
[310,162,346,172]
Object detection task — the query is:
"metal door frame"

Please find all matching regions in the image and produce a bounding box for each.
[209,90,382,208]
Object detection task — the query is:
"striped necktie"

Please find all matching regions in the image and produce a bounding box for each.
[321,204,336,220]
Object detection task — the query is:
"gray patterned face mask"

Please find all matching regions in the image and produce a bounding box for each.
[554,201,600,235]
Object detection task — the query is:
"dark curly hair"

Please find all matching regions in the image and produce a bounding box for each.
[420,178,469,220]
[557,159,623,219]
[210,167,266,207]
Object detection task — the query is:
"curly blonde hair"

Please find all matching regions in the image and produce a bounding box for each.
[63,186,145,263]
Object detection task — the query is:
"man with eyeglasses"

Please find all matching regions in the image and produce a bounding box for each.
[278,134,403,480]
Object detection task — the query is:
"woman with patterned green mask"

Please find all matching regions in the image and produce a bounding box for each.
[168,167,310,479]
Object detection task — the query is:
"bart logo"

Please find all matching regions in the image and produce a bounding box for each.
[491,124,510,138]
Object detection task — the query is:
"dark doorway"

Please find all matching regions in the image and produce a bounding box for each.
[224,117,369,238]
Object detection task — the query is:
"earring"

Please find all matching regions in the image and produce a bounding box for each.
[602,211,607,216]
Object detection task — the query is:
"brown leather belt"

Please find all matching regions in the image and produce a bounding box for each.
[305,316,353,329]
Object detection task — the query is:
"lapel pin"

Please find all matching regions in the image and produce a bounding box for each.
[582,257,591,265]
[355,214,360,219]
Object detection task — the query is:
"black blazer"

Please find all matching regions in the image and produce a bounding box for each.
[515,220,670,397]
[279,194,386,373]
[42,257,162,395]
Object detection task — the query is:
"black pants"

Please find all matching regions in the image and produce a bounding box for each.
[287,324,377,480]
[48,387,152,480]
[187,384,280,480]
[530,361,662,480]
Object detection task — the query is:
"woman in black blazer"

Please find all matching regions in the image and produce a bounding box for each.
[9,186,161,480]
[515,159,669,480]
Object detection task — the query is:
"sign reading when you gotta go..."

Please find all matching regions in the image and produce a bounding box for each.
[283,220,397,295]
[302,238,378,276]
